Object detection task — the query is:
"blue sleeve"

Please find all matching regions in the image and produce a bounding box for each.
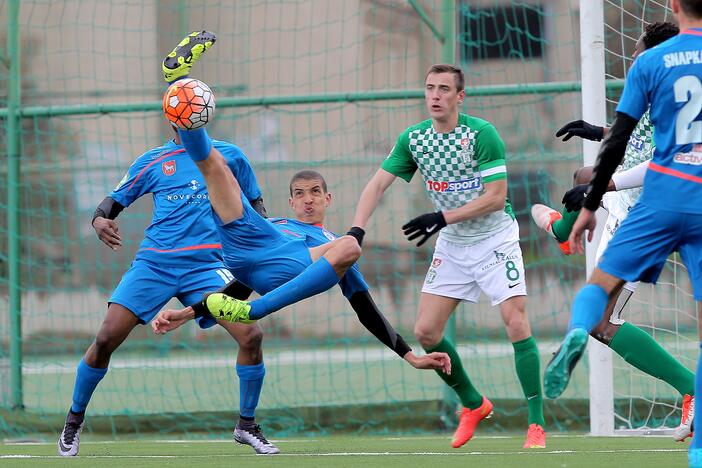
[219,143,263,202]
[339,264,369,299]
[616,56,650,121]
[108,156,152,207]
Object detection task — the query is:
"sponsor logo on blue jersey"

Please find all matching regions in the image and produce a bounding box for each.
[426,177,481,193]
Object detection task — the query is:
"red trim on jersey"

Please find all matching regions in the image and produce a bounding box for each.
[681,29,702,37]
[141,243,222,253]
[280,229,303,237]
[648,161,702,184]
[127,148,187,192]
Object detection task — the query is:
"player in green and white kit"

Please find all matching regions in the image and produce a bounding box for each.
[352,64,545,449]
[531,21,694,441]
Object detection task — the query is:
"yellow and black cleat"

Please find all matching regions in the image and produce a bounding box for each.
[162,31,216,83]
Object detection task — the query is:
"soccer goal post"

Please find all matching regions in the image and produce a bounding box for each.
[580,0,614,437]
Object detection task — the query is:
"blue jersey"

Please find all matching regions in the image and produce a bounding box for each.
[109,139,262,265]
[617,29,702,214]
[270,218,369,298]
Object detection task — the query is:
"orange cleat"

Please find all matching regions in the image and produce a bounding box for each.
[530,204,572,255]
[451,396,493,448]
[674,394,694,442]
[522,423,546,448]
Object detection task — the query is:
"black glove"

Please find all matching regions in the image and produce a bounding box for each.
[402,211,447,247]
[555,120,605,142]
[562,184,589,212]
[346,226,366,247]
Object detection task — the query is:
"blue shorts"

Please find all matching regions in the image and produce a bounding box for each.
[217,200,312,295]
[598,202,702,300]
[109,259,235,328]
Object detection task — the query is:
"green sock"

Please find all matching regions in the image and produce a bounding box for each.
[512,336,545,426]
[609,322,694,396]
[551,207,580,242]
[425,338,483,409]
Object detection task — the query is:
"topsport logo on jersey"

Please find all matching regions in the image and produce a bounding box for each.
[426,177,481,193]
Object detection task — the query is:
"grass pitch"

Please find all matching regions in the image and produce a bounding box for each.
[0,434,689,468]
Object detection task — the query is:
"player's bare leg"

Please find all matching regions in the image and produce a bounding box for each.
[59,304,140,456]
[414,293,492,448]
[544,269,625,399]
[499,296,546,448]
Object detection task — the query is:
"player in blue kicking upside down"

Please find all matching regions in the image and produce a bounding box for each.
[152,170,451,372]
[57,31,279,457]
[537,2,702,465]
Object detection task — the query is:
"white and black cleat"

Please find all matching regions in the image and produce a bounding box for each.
[57,410,84,456]
[234,423,280,454]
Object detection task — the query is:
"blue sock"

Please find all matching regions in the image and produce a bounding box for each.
[70,359,108,413]
[568,284,608,332]
[236,363,265,419]
[249,257,340,320]
[691,345,702,450]
[177,127,212,162]
[167,76,187,86]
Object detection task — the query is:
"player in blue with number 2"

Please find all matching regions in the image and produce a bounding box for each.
[539,1,702,465]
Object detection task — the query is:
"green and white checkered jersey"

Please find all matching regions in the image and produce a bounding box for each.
[617,111,654,209]
[381,113,515,245]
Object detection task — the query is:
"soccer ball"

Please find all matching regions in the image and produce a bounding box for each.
[162,78,216,130]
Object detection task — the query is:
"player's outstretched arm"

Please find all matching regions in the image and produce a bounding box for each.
[151,307,195,334]
[92,196,125,250]
[352,169,396,232]
[348,291,451,374]
[583,112,639,211]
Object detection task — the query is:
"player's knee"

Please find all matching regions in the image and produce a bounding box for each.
[93,332,119,359]
[590,321,618,346]
[504,313,529,338]
[237,325,263,351]
[337,236,362,265]
[414,325,440,349]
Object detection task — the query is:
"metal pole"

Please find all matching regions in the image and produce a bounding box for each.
[7,0,23,409]
[580,0,613,436]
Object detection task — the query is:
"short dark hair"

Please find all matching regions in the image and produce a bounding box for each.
[642,21,679,49]
[679,0,702,20]
[289,170,328,196]
[425,64,465,92]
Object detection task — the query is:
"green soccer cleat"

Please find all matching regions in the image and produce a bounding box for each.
[205,293,256,324]
[543,328,589,399]
[162,31,216,83]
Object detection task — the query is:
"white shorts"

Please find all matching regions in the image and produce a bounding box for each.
[421,220,527,306]
[599,193,638,294]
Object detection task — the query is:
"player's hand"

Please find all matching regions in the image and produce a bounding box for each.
[404,351,451,374]
[568,208,597,255]
[93,217,122,250]
[555,120,605,142]
[151,307,195,334]
[402,211,447,247]
[561,184,589,212]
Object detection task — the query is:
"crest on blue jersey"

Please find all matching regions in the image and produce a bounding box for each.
[322,229,336,241]
[162,160,177,176]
